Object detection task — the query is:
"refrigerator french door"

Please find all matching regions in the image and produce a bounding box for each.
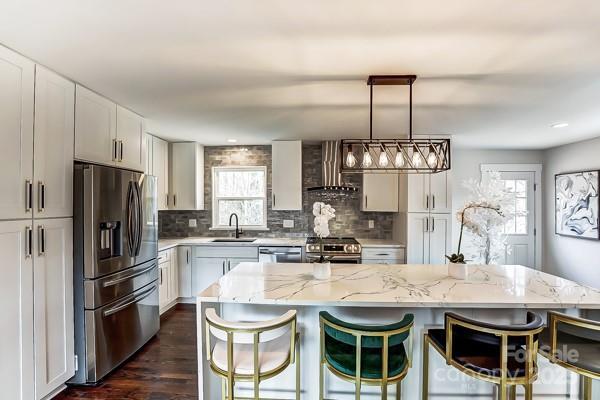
[71,163,159,384]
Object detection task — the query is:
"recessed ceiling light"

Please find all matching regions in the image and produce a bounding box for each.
[551,122,569,128]
[227,139,237,143]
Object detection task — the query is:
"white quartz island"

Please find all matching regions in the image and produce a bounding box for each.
[196,263,600,399]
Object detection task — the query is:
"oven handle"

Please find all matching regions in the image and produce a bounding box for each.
[103,284,157,317]
[306,254,361,260]
[102,263,157,288]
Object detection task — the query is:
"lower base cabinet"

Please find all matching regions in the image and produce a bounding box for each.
[361,246,406,265]
[407,213,452,264]
[158,247,179,314]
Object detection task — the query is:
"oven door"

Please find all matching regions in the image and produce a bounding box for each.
[306,254,361,264]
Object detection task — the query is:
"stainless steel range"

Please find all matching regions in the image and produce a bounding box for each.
[305,237,362,263]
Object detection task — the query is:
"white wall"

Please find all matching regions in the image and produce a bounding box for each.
[543,136,600,288]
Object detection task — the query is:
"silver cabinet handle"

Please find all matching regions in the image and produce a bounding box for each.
[25,180,32,212]
[273,193,276,208]
[365,195,368,209]
[432,194,436,210]
[186,249,190,264]
[166,194,169,207]
[38,181,45,212]
[173,194,177,207]
[112,139,118,161]
[159,267,163,285]
[431,217,435,232]
[25,226,32,257]
[119,140,124,162]
[425,194,429,210]
[222,260,225,275]
[424,217,429,232]
[38,225,45,256]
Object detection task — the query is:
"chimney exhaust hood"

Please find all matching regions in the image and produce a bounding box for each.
[306,141,358,193]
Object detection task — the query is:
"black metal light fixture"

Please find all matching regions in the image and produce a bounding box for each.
[340,75,451,174]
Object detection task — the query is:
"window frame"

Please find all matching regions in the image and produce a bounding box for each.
[211,166,268,230]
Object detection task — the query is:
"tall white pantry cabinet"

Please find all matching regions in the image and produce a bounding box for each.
[0,45,74,400]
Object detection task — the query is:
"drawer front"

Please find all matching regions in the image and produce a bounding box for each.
[361,247,405,260]
[194,246,258,259]
[158,249,170,264]
[362,258,404,265]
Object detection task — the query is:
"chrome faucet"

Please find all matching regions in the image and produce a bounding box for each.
[229,213,243,239]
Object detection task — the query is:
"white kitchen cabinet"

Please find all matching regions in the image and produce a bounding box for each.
[272,140,302,210]
[192,257,226,296]
[74,85,117,166]
[429,171,451,214]
[158,248,180,313]
[33,218,74,399]
[169,248,179,303]
[0,220,34,400]
[361,247,405,264]
[144,133,154,175]
[192,246,259,295]
[178,246,192,298]
[362,173,399,212]
[0,45,34,220]
[153,136,169,210]
[34,66,74,219]
[407,171,451,213]
[227,257,259,272]
[158,261,169,311]
[170,142,204,210]
[407,213,451,264]
[116,105,145,172]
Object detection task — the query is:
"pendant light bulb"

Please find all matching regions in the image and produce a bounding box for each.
[394,148,405,168]
[427,146,438,168]
[362,146,373,168]
[412,147,423,168]
[378,146,389,167]
[345,145,357,167]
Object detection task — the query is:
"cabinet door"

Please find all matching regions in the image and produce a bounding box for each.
[429,214,452,265]
[227,257,258,272]
[33,218,74,399]
[407,174,429,213]
[0,220,34,400]
[153,136,169,210]
[178,246,192,298]
[34,66,74,219]
[144,133,153,175]
[430,171,451,213]
[0,46,34,220]
[116,105,144,172]
[272,141,302,210]
[407,213,430,264]
[362,173,399,212]
[192,257,226,296]
[169,248,179,302]
[74,85,116,165]
[171,142,204,210]
[158,262,169,310]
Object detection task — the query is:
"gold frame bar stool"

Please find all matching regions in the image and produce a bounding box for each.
[205,308,300,400]
[319,311,414,400]
[538,311,600,400]
[422,312,543,400]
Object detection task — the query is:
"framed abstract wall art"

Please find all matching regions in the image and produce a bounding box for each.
[555,170,600,239]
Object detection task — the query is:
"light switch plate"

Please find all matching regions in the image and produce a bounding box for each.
[368,220,375,229]
[283,219,294,228]
[189,219,197,228]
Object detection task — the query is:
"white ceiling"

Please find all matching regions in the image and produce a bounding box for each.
[2,0,600,149]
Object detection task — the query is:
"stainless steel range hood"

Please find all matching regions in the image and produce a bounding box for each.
[306,141,358,192]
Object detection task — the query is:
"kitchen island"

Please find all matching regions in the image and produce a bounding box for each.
[197,263,600,399]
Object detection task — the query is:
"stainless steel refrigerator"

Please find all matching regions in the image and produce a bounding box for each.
[70,163,159,385]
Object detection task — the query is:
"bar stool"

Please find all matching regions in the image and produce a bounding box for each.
[319,311,414,400]
[205,308,300,400]
[422,312,543,400]
[538,311,600,400]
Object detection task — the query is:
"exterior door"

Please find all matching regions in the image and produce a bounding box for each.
[0,220,34,400]
[34,66,75,219]
[33,218,74,399]
[0,45,34,220]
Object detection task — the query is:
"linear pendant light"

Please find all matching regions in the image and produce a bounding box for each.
[340,75,451,174]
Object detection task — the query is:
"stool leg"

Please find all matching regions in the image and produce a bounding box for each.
[356,379,361,400]
[228,376,234,400]
[396,381,401,400]
[253,378,259,400]
[295,341,300,400]
[422,334,429,400]
[319,362,324,400]
[499,384,508,400]
[221,378,226,400]
[381,382,387,400]
[583,376,592,400]
[509,385,516,400]
[523,383,532,400]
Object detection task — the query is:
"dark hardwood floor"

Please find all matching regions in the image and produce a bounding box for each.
[55,304,198,400]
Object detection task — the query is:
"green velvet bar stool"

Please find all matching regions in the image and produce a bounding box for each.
[422,312,543,400]
[319,311,414,400]
[538,311,600,400]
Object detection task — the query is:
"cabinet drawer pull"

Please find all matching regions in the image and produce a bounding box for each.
[425,194,429,210]
[432,194,436,210]
[119,140,124,162]
[25,226,32,257]
[431,217,435,232]
[25,180,33,212]
[112,139,118,161]
[424,217,429,232]
[38,181,45,212]
[38,225,45,256]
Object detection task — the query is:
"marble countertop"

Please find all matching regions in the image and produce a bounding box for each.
[158,237,404,252]
[197,262,600,309]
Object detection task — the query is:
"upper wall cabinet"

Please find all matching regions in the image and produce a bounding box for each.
[0,45,34,220]
[144,133,154,175]
[272,141,302,210]
[407,170,451,214]
[361,173,399,212]
[116,105,145,172]
[152,136,169,210]
[75,85,116,166]
[34,66,75,219]
[170,142,204,210]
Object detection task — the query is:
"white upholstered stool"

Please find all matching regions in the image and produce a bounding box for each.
[205,308,300,400]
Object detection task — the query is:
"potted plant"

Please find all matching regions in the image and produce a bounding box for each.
[312,201,335,279]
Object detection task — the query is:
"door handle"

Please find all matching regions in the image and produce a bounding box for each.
[159,267,163,285]
[425,194,429,210]
[25,226,32,258]
[38,181,45,212]
[119,140,124,162]
[432,195,436,210]
[186,249,190,264]
[166,194,169,207]
[173,194,177,207]
[112,139,118,161]
[273,193,276,207]
[222,260,225,275]
[103,263,156,287]
[431,217,435,232]
[38,225,45,256]
[103,285,157,317]
[424,217,429,232]
[25,180,33,212]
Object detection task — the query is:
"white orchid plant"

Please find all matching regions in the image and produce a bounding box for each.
[448,171,519,265]
[312,202,336,262]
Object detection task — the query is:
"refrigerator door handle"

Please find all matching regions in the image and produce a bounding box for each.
[134,181,143,256]
[126,182,136,256]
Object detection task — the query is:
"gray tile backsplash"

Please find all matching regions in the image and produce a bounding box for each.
[158,144,394,239]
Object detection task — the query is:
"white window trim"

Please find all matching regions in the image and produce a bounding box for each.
[211,166,268,230]
[480,163,543,270]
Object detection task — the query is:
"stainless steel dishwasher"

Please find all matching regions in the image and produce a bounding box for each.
[258,247,303,263]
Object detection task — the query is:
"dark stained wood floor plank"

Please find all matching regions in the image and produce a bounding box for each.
[54,304,198,400]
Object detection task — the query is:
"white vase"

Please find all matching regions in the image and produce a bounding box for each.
[448,262,469,280]
[313,262,332,280]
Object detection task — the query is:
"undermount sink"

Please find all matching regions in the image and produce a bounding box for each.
[211,238,257,243]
